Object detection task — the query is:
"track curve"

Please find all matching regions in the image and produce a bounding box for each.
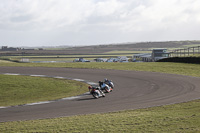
[0,66,200,122]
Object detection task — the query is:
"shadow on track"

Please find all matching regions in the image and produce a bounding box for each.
[76,97,97,101]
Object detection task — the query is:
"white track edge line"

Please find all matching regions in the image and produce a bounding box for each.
[0,73,95,109]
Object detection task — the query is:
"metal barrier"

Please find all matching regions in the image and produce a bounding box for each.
[170,46,200,57]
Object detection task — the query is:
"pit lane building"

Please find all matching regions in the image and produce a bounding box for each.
[133,49,170,62]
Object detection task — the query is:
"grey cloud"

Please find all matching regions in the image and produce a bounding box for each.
[1,0,200,47]
[10,14,33,23]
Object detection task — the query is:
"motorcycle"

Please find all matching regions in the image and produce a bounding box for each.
[105,80,114,89]
[88,86,105,99]
[99,81,112,93]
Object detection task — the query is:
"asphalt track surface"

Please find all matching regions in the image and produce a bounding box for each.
[0,66,200,122]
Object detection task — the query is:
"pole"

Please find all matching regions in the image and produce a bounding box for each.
[193,47,195,55]
[184,49,185,57]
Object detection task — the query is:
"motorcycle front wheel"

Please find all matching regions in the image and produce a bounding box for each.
[92,93,99,99]
[105,87,110,93]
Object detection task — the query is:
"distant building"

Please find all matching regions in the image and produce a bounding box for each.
[133,49,170,62]
[1,46,35,51]
[133,53,152,62]
[22,48,35,51]
[20,58,30,62]
[73,58,90,62]
[151,49,170,61]
[1,46,19,51]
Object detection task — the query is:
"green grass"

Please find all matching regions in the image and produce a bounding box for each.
[0,53,134,62]
[104,50,151,54]
[0,75,88,106]
[183,44,200,48]
[1,99,200,132]
[187,54,200,57]
[1,62,200,77]
[0,60,13,63]
[0,54,134,59]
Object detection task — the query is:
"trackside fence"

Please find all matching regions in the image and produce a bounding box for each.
[170,46,200,57]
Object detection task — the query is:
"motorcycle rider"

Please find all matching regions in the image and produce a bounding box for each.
[88,86,95,93]
[88,85,101,93]
[98,81,103,87]
[104,78,110,85]
[104,78,113,89]
[88,86,92,93]
[99,80,112,92]
[88,85,105,97]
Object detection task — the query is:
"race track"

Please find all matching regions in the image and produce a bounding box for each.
[0,66,200,122]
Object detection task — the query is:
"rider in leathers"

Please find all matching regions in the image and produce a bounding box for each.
[104,78,113,88]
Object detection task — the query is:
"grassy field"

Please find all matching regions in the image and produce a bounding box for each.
[1,54,134,58]
[0,75,88,107]
[183,44,200,48]
[0,60,13,63]
[104,50,151,54]
[0,99,199,132]
[1,61,200,77]
[0,53,134,62]
[0,61,200,132]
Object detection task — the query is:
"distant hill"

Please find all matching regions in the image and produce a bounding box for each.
[1,41,200,55]
[65,40,200,53]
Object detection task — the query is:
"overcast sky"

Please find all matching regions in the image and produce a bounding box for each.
[0,0,200,47]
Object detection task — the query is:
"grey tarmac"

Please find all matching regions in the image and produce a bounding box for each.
[0,66,200,122]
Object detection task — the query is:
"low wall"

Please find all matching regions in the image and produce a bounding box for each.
[157,57,200,64]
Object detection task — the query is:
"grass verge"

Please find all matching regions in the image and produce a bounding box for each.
[0,99,200,132]
[1,62,200,77]
[0,75,88,106]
